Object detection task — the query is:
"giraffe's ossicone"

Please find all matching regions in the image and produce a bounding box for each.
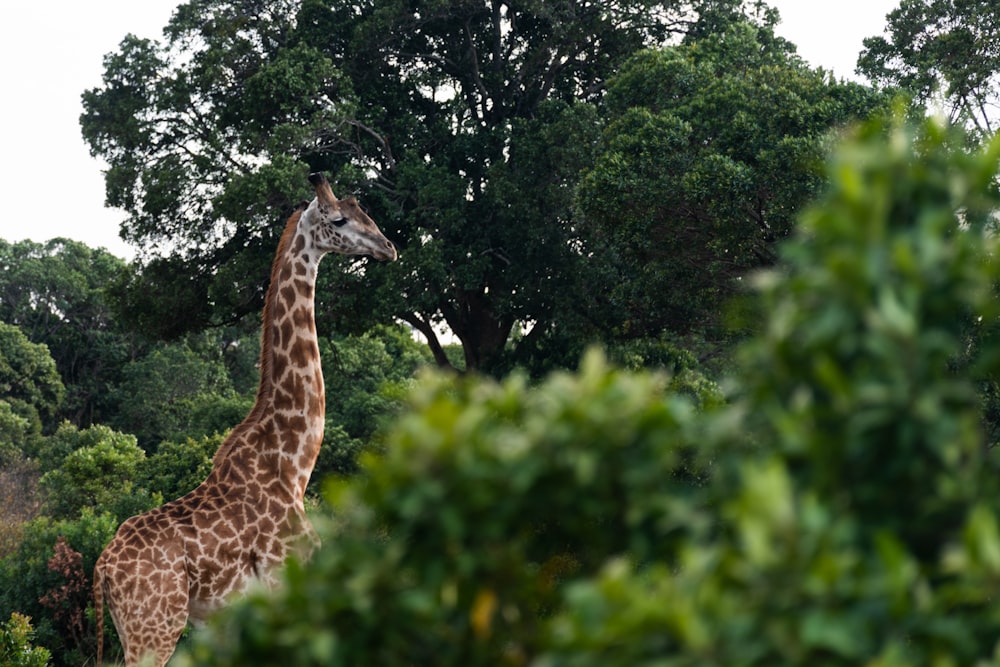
[94,173,396,667]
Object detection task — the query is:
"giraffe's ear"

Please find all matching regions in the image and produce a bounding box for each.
[308,172,338,204]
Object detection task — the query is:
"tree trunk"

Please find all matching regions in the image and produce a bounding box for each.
[401,312,455,370]
[443,288,514,373]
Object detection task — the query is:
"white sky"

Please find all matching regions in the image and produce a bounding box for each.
[0,0,900,261]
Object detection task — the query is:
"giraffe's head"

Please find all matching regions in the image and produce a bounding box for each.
[303,172,398,261]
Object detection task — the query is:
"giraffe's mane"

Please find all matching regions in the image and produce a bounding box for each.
[213,204,307,464]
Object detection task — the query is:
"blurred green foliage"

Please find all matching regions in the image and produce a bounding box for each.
[4,7,1000,665]
[736,111,1000,557]
[0,613,51,667]
[177,350,707,666]
[175,113,1000,666]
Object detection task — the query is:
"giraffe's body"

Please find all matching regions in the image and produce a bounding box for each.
[94,174,396,666]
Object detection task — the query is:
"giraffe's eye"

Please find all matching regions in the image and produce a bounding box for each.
[331,216,348,228]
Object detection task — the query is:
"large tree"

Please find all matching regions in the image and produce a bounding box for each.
[0,239,138,427]
[0,322,64,439]
[81,0,760,373]
[574,17,887,344]
[858,0,1000,139]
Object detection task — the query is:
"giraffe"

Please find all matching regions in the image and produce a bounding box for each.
[93,172,397,667]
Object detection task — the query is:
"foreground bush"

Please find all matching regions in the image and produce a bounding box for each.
[176,114,1000,666]
[539,114,1000,666]
[0,613,50,667]
[177,350,707,666]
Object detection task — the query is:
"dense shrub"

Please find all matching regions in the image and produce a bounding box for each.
[0,456,42,559]
[38,424,161,522]
[0,511,118,666]
[110,342,235,451]
[178,350,707,666]
[0,613,51,667]
[139,434,220,502]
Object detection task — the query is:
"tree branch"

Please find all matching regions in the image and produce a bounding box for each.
[463,17,493,120]
[401,312,455,370]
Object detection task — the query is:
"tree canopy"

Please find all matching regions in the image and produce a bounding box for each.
[0,239,137,427]
[858,0,1000,139]
[7,1,994,663]
[574,20,886,344]
[81,0,874,373]
[0,322,64,445]
[38,424,161,522]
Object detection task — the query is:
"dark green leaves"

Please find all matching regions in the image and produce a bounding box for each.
[577,25,886,340]
[858,0,1000,139]
[80,0,759,370]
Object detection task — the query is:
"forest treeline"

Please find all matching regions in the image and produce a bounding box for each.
[4,0,1000,665]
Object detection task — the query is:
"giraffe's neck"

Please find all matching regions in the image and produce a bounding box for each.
[244,212,327,501]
